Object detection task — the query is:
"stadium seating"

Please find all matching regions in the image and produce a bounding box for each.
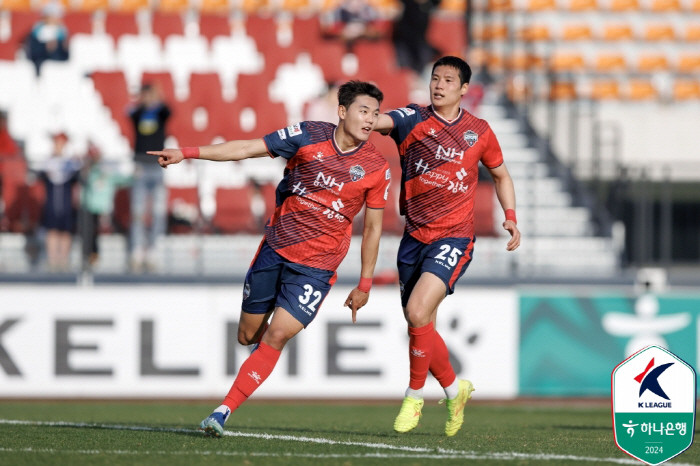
[212,186,259,234]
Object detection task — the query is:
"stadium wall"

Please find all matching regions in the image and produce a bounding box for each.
[0,285,698,399]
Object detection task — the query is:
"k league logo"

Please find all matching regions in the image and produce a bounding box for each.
[612,345,696,465]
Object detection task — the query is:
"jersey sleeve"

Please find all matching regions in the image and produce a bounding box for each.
[365,161,391,209]
[262,122,309,160]
[387,104,423,146]
[480,124,504,169]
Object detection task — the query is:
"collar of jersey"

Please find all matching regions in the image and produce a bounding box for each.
[332,128,365,156]
[430,105,463,126]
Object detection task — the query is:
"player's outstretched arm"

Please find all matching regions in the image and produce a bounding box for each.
[373,113,394,135]
[487,163,521,251]
[147,139,269,168]
[344,207,384,323]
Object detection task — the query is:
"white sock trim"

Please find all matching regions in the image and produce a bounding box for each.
[444,380,460,400]
[214,405,231,422]
[405,387,424,400]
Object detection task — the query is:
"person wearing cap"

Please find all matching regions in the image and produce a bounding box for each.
[26,1,69,75]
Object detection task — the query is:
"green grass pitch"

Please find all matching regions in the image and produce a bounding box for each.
[0,400,697,466]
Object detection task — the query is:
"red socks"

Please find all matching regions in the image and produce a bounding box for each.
[408,322,435,390]
[430,331,457,388]
[223,342,281,411]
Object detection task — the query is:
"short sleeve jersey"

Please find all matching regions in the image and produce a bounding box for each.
[387,104,504,243]
[262,121,391,271]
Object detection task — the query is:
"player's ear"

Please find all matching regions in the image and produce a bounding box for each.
[461,82,469,96]
[337,105,347,121]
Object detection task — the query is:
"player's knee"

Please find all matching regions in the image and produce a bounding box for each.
[237,327,258,346]
[261,327,292,350]
[404,304,431,327]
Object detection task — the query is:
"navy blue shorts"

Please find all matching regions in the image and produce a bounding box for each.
[241,241,334,327]
[397,233,474,307]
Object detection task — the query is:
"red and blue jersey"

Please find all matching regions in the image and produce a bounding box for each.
[262,121,391,271]
[387,104,504,243]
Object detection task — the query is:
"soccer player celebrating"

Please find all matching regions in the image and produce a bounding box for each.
[148,81,391,437]
[373,56,521,436]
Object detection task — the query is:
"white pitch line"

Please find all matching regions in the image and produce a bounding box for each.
[0,419,696,465]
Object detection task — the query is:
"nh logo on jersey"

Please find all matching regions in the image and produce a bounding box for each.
[464,130,478,147]
[435,145,464,163]
[314,152,324,162]
[612,345,696,466]
[415,159,430,174]
[315,172,344,192]
[292,182,306,195]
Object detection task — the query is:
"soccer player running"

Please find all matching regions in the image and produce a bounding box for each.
[148,81,391,437]
[373,56,521,436]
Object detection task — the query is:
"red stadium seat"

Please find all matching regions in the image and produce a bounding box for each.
[1,11,40,60]
[292,16,322,51]
[188,72,225,105]
[91,71,134,143]
[245,15,277,50]
[259,182,278,222]
[354,41,399,77]
[473,182,497,237]
[199,13,232,43]
[141,71,176,104]
[310,41,348,84]
[4,180,45,234]
[64,12,93,35]
[427,16,467,57]
[105,12,139,42]
[0,42,17,61]
[112,187,131,233]
[152,12,184,44]
[167,187,201,234]
[212,186,259,234]
[368,133,400,171]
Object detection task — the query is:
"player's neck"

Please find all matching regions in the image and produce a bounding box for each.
[334,127,360,153]
[432,103,462,122]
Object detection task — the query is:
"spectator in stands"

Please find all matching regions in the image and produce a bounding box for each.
[303,81,341,123]
[25,1,69,76]
[0,111,20,158]
[128,82,171,273]
[39,132,81,271]
[80,141,131,268]
[392,0,440,76]
[323,0,381,49]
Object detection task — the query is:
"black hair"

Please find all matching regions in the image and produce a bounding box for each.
[337,80,384,109]
[432,56,472,85]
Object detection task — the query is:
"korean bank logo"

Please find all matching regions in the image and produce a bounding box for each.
[612,345,696,465]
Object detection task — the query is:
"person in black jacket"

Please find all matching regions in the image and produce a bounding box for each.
[128,83,171,272]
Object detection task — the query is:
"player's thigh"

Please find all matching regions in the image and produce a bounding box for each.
[262,306,306,351]
[397,234,424,308]
[275,263,334,329]
[403,272,446,326]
